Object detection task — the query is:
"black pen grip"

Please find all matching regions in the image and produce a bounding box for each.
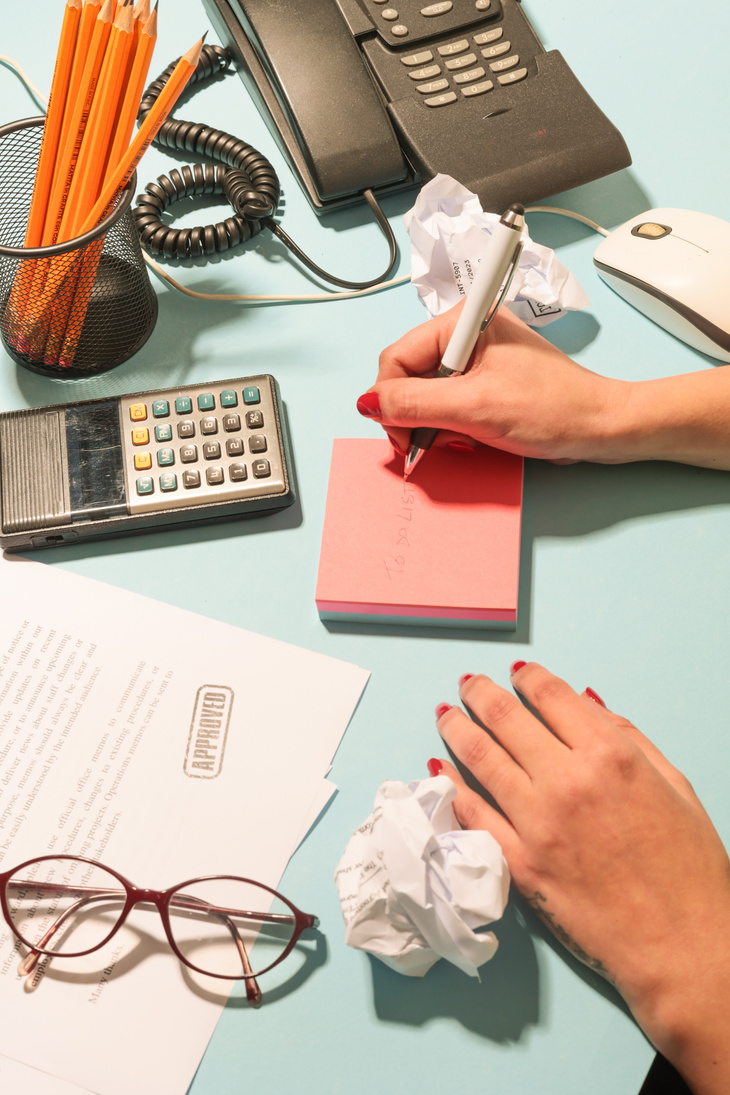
[408,426,439,452]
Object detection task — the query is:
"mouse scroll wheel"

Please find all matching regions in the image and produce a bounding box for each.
[631,222,672,239]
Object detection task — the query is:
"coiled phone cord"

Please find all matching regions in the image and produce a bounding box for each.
[134,44,399,290]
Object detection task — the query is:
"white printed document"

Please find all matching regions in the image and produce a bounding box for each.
[0,553,369,1095]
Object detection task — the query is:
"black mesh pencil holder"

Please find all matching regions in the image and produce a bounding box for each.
[0,117,157,378]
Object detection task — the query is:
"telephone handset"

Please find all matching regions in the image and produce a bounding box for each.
[204,0,632,215]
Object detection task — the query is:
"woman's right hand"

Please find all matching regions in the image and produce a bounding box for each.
[357,304,631,464]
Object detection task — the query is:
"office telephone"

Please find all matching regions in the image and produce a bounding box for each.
[202,0,631,214]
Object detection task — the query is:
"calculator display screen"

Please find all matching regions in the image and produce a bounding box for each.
[65,401,126,516]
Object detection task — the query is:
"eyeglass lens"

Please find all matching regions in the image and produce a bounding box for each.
[167,877,297,978]
[6,858,126,955]
[4,859,299,978]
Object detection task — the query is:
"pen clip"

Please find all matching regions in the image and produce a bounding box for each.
[479,240,523,332]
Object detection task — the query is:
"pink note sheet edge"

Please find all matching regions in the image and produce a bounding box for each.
[315,600,516,623]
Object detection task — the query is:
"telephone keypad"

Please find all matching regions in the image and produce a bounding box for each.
[366,0,535,111]
[123,377,288,514]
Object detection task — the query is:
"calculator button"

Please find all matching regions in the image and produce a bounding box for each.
[152,399,169,417]
[473,27,502,45]
[130,403,147,422]
[132,427,149,446]
[157,448,175,467]
[490,54,520,72]
[200,417,218,435]
[155,423,173,442]
[226,438,244,457]
[424,91,457,107]
[223,413,241,432]
[453,66,486,84]
[475,0,491,8]
[245,410,264,429]
[229,463,248,482]
[177,421,195,439]
[249,435,267,454]
[197,393,215,411]
[220,389,238,407]
[421,2,452,14]
[206,467,224,486]
[481,40,511,58]
[243,386,261,405]
[182,470,201,489]
[252,459,271,479]
[417,79,450,94]
[408,64,441,80]
[438,39,469,56]
[401,50,433,65]
[381,8,398,19]
[134,452,152,471]
[445,53,478,70]
[160,472,178,492]
[391,22,408,34]
[136,476,154,495]
[175,396,192,415]
[461,79,493,96]
[180,444,198,463]
[497,66,527,85]
[203,441,221,460]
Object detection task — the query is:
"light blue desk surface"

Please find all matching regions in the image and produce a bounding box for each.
[2,3,730,1092]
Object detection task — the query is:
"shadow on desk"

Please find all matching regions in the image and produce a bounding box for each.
[369,893,631,1044]
[326,456,730,647]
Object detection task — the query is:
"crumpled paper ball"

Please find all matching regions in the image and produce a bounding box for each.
[404,173,591,326]
[334,776,510,977]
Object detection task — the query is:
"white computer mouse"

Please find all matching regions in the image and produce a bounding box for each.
[593,207,730,362]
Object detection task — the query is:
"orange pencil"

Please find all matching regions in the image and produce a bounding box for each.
[132,0,151,42]
[59,36,204,366]
[26,0,83,246]
[23,0,114,361]
[42,0,114,245]
[43,2,134,364]
[6,0,82,349]
[80,35,204,235]
[103,4,157,187]
[64,0,103,133]
[60,1,134,241]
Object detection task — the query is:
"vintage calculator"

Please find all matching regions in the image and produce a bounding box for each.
[0,375,295,551]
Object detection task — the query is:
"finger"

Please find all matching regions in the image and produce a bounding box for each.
[458,672,566,774]
[376,303,464,383]
[581,688,701,801]
[427,754,519,857]
[385,424,480,456]
[509,661,612,749]
[372,372,497,439]
[436,700,531,818]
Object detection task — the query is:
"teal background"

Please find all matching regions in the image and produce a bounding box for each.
[2,2,730,1091]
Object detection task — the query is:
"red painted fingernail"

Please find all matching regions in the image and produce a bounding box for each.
[435,703,452,719]
[356,392,381,418]
[427,757,443,777]
[446,441,475,453]
[458,673,474,688]
[510,660,527,674]
[585,686,606,707]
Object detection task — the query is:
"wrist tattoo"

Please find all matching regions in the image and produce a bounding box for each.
[526,891,614,983]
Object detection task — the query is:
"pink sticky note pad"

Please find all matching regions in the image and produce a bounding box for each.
[316,439,523,628]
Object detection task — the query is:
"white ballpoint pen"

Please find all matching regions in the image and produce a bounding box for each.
[403,203,525,480]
